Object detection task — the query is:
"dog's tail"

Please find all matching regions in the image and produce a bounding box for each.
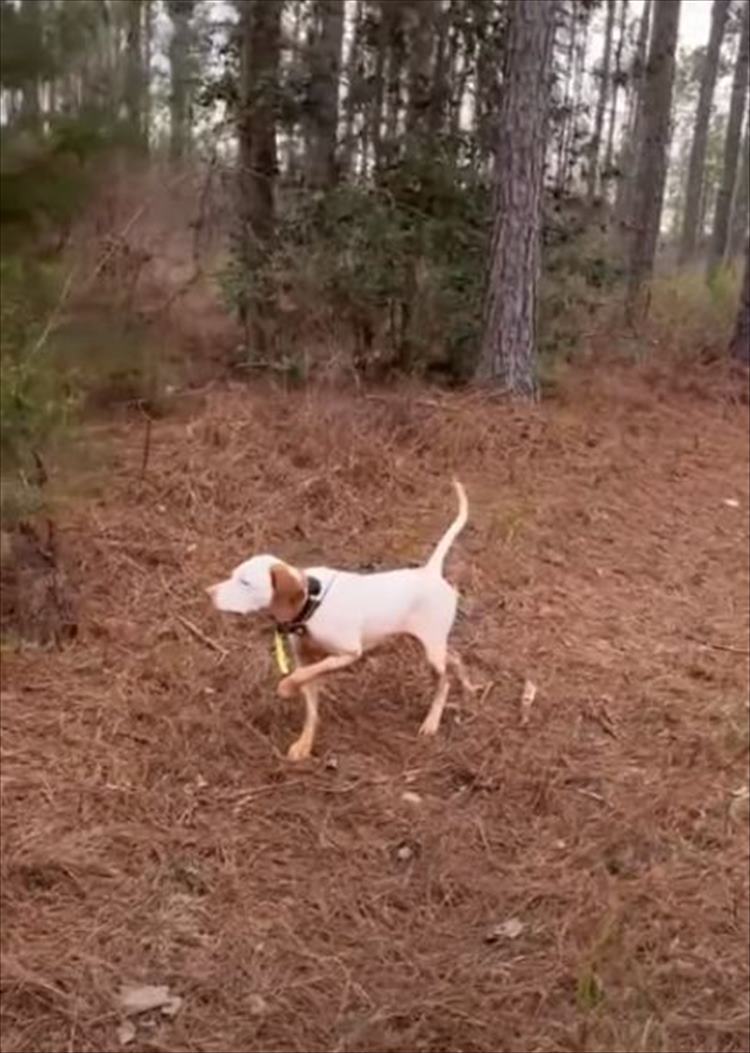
[425,479,468,575]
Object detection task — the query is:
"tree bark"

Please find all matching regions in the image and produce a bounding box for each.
[707,0,750,280]
[304,0,344,189]
[587,0,616,203]
[475,0,556,398]
[678,0,730,265]
[729,240,750,364]
[237,0,282,356]
[625,0,681,319]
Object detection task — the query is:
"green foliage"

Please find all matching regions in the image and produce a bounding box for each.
[0,258,78,523]
[223,147,489,380]
[540,196,623,359]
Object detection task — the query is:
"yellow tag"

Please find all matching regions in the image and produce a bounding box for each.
[274,631,291,675]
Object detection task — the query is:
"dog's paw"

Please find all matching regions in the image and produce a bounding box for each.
[287,737,311,761]
[418,717,440,737]
[277,675,298,699]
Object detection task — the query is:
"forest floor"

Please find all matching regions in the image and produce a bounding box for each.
[1,355,749,1053]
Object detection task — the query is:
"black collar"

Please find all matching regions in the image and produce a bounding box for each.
[276,575,322,636]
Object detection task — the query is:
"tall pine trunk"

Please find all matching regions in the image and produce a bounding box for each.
[405,0,437,141]
[729,122,750,260]
[369,3,389,173]
[125,0,146,150]
[603,0,628,196]
[587,0,616,203]
[615,0,652,234]
[707,0,750,280]
[729,240,749,364]
[475,0,556,397]
[625,0,681,318]
[166,0,196,163]
[678,0,730,264]
[237,0,282,356]
[341,0,364,177]
[304,0,344,190]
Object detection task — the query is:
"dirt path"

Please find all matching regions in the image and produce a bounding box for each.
[2,364,748,1053]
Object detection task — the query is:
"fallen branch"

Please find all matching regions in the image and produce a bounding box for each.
[175,614,228,658]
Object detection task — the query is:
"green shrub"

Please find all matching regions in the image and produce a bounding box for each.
[222,146,489,380]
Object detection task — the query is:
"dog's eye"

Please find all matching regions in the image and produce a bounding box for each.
[238,578,251,589]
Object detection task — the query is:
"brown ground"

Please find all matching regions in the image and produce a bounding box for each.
[1,358,749,1053]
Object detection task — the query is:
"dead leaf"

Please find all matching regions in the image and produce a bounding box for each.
[729,785,749,825]
[118,984,180,1017]
[401,791,422,805]
[520,680,537,726]
[248,993,268,1016]
[485,917,525,943]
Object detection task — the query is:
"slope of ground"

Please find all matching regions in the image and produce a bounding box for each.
[1,359,748,1053]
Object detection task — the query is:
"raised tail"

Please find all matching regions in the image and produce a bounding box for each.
[425,479,468,574]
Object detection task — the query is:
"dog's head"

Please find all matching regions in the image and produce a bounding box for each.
[207,555,305,621]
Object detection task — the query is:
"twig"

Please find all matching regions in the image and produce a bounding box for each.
[688,636,750,656]
[175,614,229,658]
[139,409,152,480]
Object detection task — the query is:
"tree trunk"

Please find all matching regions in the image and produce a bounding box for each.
[237,0,282,357]
[341,0,364,176]
[475,0,556,398]
[587,0,616,204]
[625,0,681,319]
[383,4,406,165]
[166,0,196,163]
[729,121,750,260]
[614,0,652,232]
[304,0,344,189]
[405,0,437,141]
[473,1,496,168]
[707,0,750,280]
[729,240,749,364]
[603,0,628,195]
[369,3,388,172]
[125,0,146,150]
[427,0,451,136]
[555,2,579,194]
[19,0,41,131]
[678,0,730,264]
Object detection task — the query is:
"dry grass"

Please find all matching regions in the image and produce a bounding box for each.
[1,357,749,1053]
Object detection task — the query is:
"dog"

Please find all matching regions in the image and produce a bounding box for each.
[207,480,475,760]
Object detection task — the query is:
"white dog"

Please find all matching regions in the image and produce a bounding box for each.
[207,480,475,760]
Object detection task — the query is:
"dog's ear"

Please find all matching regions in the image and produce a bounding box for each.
[269,562,305,623]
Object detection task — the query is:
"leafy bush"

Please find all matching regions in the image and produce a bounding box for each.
[222,146,489,381]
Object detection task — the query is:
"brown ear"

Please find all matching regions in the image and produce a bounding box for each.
[269,562,305,623]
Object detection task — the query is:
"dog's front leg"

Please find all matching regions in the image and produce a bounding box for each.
[278,651,360,698]
[286,680,320,761]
